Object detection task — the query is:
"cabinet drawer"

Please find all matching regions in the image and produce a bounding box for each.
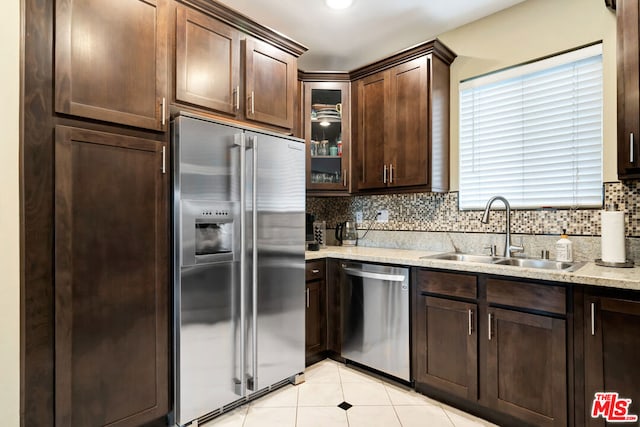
[417,269,477,299]
[486,278,566,315]
[306,260,325,281]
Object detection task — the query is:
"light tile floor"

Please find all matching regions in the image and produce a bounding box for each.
[203,359,498,427]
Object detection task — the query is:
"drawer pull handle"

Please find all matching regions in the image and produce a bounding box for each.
[312,269,320,274]
[591,302,596,336]
[488,313,493,340]
[468,309,473,336]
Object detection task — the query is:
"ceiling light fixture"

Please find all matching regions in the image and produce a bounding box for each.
[325,0,353,10]
[319,120,331,127]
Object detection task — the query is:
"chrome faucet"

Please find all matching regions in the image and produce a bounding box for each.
[480,196,524,258]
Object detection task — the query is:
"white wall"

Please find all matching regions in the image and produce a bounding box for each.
[439,0,617,190]
[0,0,21,424]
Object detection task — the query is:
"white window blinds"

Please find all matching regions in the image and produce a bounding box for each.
[459,44,603,210]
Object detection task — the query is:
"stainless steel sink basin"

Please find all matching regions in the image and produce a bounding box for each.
[420,253,502,263]
[421,252,584,272]
[493,258,583,272]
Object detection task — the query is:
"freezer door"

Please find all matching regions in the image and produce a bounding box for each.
[245,131,306,392]
[173,115,241,201]
[174,262,241,425]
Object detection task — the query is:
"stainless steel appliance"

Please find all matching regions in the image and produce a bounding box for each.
[341,262,410,381]
[172,113,306,426]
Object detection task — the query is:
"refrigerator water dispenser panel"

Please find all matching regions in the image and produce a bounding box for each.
[181,199,237,266]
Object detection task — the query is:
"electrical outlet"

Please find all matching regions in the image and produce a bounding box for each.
[355,211,363,224]
[376,209,388,223]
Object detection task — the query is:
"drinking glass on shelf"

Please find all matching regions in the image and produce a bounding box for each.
[318,140,329,156]
[310,140,318,156]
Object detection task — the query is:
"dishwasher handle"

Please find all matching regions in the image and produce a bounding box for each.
[342,266,406,282]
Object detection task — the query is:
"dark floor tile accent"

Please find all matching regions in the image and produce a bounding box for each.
[337,401,353,411]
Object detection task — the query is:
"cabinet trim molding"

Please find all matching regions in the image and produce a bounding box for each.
[350,39,456,80]
[178,0,308,57]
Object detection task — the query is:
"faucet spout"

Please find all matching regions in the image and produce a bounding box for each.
[480,196,523,258]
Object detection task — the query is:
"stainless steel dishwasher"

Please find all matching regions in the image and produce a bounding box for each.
[340,262,410,381]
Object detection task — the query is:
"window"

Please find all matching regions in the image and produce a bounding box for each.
[458,44,603,210]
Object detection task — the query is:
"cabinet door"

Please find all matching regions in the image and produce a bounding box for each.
[244,38,296,129]
[388,56,428,188]
[175,6,240,115]
[304,81,351,193]
[414,295,478,400]
[326,259,342,357]
[356,71,389,190]
[584,296,640,426]
[617,0,640,178]
[305,279,326,364]
[487,308,566,427]
[54,126,168,426]
[55,0,167,131]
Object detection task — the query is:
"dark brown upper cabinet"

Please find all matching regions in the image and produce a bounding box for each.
[352,40,455,193]
[244,38,297,129]
[303,79,352,194]
[172,2,304,132]
[55,0,168,131]
[615,0,640,178]
[175,5,240,115]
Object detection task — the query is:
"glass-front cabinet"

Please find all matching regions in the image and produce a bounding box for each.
[304,81,351,193]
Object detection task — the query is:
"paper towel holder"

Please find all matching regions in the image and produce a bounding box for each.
[597,203,634,267]
[595,259,634,268]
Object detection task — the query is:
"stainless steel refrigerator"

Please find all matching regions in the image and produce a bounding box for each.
[171,113,305,426]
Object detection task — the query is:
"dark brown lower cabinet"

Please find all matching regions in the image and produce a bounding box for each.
[415,295,478,400]
[487,307,567,427]
[326,259,343,358]
[584,294,640,426]
[414,269,569,427]
[305,260,326,365]
[54,126,169,426]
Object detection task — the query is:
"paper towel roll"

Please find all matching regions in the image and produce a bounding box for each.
[601,210,626,263]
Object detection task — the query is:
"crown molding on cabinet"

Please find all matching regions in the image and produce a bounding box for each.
[178,0,308,57]
[349,39,456,80]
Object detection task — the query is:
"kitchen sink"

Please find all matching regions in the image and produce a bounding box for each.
[493,258,584,272]
[420,253,502,263]
[421,252,584,272]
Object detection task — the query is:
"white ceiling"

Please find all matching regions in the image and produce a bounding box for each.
[217,0,527,71]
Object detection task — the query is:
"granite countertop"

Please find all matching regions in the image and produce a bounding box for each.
[306,246,640,291]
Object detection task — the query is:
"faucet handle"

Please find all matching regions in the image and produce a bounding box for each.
[484,245,497,256]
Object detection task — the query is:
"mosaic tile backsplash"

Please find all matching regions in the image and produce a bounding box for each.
[307,181,640,237]
[307,181,640,262]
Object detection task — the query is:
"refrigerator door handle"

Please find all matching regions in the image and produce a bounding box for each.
[237,132,247,397]
[249,134,259,392]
